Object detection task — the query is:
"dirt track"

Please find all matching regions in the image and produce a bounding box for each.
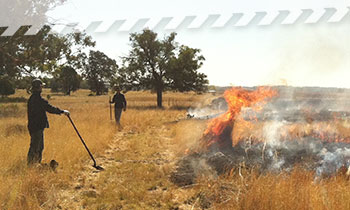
[56,131,127,209]
[56,125,185,209]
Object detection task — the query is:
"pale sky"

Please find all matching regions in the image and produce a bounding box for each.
[46,0,350,87]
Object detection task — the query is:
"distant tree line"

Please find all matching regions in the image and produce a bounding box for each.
[0,0,208,107]
[1,27,209,107]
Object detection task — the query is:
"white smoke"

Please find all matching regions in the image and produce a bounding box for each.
[316,147,350,177]
[186,87,350,178]
[259,117,350,177]
[187,96,227,119]
[263,121,286,147]
[187,107,224,119]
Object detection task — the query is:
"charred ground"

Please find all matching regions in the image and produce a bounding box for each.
[171,86,350,187]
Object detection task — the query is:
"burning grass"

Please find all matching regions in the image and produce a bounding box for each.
[169,86,350,209]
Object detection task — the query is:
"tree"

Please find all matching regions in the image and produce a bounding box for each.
[48,32,95,94]
[0,26,95,78]
[0,0,68,79]
[1,0,66,30]
[168,45,208,92]
[0,26,95,96]
[14,76,33,89]
[84,50,118,95]
[0,0,94,96]
[0,78,15,97]
[121,29,208,108]
[49,78,61,93]
[58,66,81,95]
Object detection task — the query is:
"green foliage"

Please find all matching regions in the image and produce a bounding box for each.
[1,26,61,77]
[168,45,208,92]
[56,66,81,95]
[0,0,96,97]
[14,76,32,89]
[0,78,15,97]
[84,50,118,95]
[0,0,74,81]
[1,0,66,28]
[79,79,89,89]
[0,26,95,83]
[120,29,208,107]
[49,78,61,93]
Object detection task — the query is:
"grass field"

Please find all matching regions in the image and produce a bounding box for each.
[1,89,350,210]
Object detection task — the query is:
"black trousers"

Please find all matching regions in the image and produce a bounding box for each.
[27,129,44,165]
[115,108,123,124]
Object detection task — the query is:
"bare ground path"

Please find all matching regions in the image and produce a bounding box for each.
[57,131,131,209]
[55,125,182,209]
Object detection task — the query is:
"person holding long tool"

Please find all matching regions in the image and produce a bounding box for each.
[109,86,127,125]
[27,78,70,166]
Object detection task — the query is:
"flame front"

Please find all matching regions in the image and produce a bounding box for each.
[204,86,277,146]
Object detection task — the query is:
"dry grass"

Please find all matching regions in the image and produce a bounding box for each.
[0,89,206,209]
[2,89,350,210]
[186,168,350,210]
[0,89,119,209]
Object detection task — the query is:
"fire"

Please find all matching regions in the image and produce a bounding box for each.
[204,86,277,147]
[201,86,350,151]
[179,86,350,179]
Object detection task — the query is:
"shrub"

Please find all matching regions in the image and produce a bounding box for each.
[0,104,23,117]
[0,78,15,97]
[5,124,27,137]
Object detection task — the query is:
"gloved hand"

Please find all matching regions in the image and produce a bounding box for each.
[63,110,70,116]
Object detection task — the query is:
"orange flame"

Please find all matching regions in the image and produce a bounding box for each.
[204,87,277,146]
[198,86,350,152]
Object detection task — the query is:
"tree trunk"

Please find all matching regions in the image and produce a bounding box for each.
[157,88,162,108]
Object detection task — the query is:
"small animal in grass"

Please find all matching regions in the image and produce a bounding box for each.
[49,159,59,171]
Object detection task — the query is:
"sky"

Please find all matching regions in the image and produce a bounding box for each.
[45,0,350,88]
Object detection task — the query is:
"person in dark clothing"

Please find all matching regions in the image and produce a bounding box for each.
[27,78,70,166]
[109,87,127,125]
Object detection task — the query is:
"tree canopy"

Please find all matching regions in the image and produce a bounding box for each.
[119,29,208,107]
[0,0,95,96]
[1,0,65,30]
[1,26,94,77]
[0,78,15,97]
[168,45,207,92]
[58,66,81,95]
[84,50,118,95]
[1,3,209,100]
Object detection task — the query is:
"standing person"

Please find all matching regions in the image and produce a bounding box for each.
[110,87,127,125]
[27,78,70,166]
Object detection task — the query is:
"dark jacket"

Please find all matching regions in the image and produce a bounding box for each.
[27,92,63,133]
[111,93,127,109]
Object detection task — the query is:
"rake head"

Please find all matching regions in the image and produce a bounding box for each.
[93,164,104,171]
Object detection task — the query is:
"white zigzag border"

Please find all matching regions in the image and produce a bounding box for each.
[0,7,349,37]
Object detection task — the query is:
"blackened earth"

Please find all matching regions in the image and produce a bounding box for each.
[170,137,350,187]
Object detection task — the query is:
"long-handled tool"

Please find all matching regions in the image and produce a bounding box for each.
[67,115,104,170]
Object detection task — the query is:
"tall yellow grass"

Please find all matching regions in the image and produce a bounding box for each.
[0,89,203,209]
[0,90,118,209]
[2,89,350,209]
